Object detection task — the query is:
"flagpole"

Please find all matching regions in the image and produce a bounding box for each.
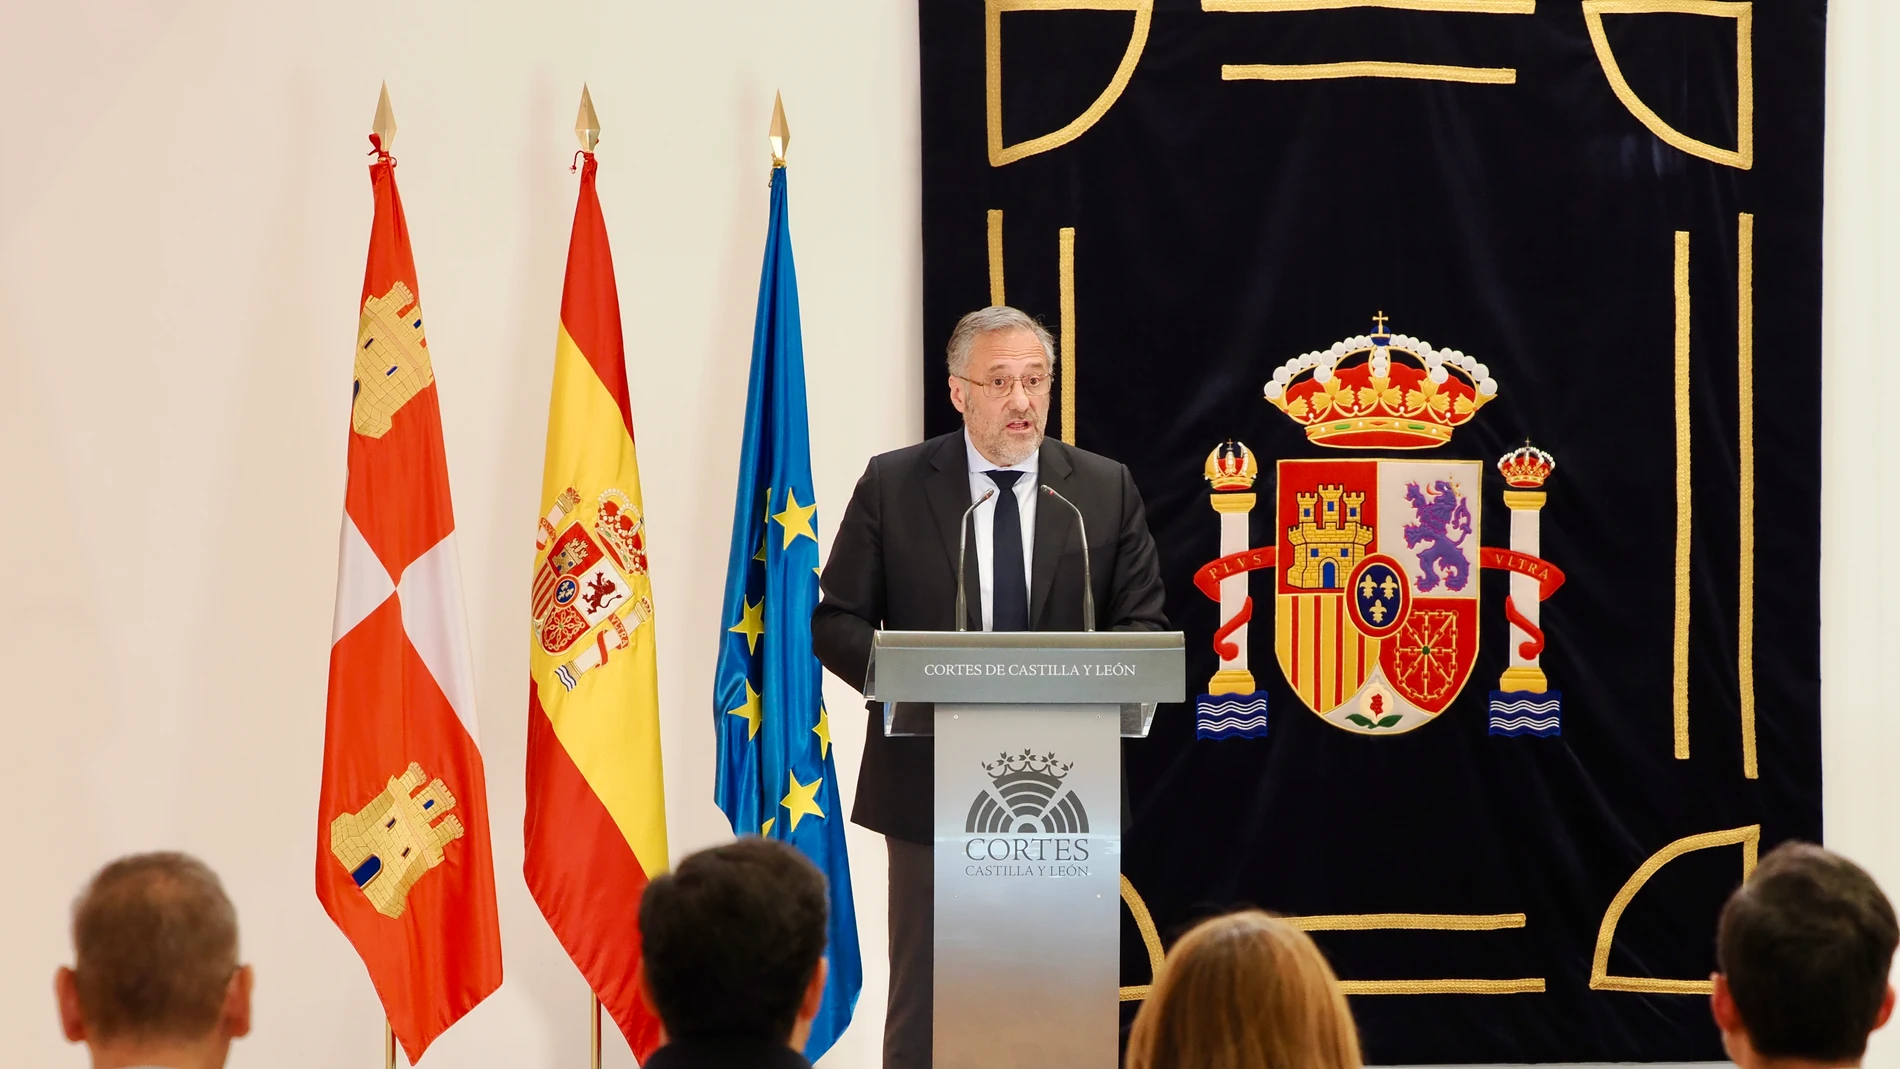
[376,85,399,1069]
[589,992,602,1069]
[572,90,606,1069]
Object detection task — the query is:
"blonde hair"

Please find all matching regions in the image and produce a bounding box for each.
[1126,910,1362,1069]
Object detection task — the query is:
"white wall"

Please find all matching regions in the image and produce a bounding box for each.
[4,1,1898,1067]
[1822,1,1900,1068]
[0,2,918,1067]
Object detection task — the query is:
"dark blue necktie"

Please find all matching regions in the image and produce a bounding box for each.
[987,470,1029,631]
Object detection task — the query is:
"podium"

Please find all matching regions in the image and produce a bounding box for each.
[866,629,1186,1069]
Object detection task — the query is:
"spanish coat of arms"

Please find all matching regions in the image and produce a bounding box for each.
[531,485,654,692]
[1193,315,1564,739]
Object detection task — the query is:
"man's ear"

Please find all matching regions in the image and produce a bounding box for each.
[223,965,254,1039]
[635,959,657,1014]
[798,958,830,1024]
[948,376,968,414]
[1873,982,1896,1033]
[634,960,668,1046]
[55,967,86,1043]
[1710,972,1742,1034]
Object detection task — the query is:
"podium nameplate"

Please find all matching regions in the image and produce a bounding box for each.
[868,631,1184,737]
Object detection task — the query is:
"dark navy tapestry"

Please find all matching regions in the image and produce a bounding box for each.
[917,0,1824,1061]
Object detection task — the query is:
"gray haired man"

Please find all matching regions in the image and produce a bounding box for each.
[55,852,253,1069]
[814,305,1168,1067]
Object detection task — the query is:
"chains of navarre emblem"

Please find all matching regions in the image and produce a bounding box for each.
[1189,313,1567,741]
[531,485,654,692]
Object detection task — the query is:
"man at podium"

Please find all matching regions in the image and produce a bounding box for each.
[814,305,1168,1069]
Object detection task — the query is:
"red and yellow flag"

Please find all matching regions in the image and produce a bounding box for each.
[316,138,503,1063]
[524,150,669,1058]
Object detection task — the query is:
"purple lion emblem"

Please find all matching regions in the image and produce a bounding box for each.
[1403,480,1473,592]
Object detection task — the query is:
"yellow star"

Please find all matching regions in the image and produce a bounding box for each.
[726,681,761,740]
[728,595,765,655]
[812,704,832,759]
[761,817,776,836]
[772,488,819,550]
[780,770,826,831]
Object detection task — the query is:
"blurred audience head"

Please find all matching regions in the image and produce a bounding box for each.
[1126,909,1361,1069]
[55,852,251,1069]
[1714,841,1897,1068]
[638,837,829,1052]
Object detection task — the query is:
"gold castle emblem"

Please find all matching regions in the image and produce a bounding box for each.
[330,762,465,919]
[1285,485,1374,589]
[352,280,435,439]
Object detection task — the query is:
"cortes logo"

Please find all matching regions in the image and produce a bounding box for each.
[965,749,1090,834]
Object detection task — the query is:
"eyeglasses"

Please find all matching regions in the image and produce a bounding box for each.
[959,372,1053,398]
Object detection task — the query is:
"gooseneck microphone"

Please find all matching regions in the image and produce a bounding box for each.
[1041,485,1095,632]
[953,489,997,632]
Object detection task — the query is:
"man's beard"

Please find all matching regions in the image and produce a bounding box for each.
[971,411,1044,466]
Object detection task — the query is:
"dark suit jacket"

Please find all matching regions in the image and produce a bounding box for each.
[812,430,1169,843]
[643,1038,811,1069]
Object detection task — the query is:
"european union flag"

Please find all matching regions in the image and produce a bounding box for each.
[713,164,861,1059]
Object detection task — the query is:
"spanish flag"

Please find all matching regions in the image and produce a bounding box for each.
[524,148,669,1057]
[315,122,503,1063]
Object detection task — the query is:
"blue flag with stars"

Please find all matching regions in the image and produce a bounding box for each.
[713,165,861,1059]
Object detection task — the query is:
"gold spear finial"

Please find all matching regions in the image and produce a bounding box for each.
[769,91,790,166]
[371,82,397,153]
[575,84,600,154]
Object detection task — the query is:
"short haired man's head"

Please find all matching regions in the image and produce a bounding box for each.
[638,838,829,1048]
[1714,841,1898,1066]
[946,305,1055,467]
[56,852,252,1063]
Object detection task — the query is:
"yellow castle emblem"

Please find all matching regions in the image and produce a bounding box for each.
[1285,484,1374,590]
[330,762,464,919]
[352,280,435,439]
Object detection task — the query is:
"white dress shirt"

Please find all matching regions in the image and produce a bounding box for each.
[965,430,1038,631]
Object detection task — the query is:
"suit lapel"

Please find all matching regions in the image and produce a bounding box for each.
[1030,440,1075,628]
[922,432,982,630]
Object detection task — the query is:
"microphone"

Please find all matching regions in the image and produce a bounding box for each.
[1041,485,1095,632]
[954,489,996,632]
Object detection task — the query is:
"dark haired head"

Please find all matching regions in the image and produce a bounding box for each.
[1716,841,1898,1063]
[62,852,245,1043]
[638,837,828,1044]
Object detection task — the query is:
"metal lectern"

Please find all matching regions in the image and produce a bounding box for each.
[865,630,1186,1069]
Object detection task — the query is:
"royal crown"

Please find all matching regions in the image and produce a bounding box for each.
[1263,312,1498,449]
[982,749,1073,782]
[1204,440,1258,491]
[1497,442,1556,488]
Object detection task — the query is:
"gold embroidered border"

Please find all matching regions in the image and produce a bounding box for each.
[1284,912,1527,931]
[1673,230,1692,761]
[1119,874,1165,1002]
[1737,212,1757,779]
[987,0,1155,167]
[1590,825,1760,993]
[1059,226,1078,445]
[987,209,1007,306]
[1290,913,1543,994]
[1581,0,1753,170]
[1339,978,1547,995]
[1204,0,1533,10]
[1222,61,1516,84]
